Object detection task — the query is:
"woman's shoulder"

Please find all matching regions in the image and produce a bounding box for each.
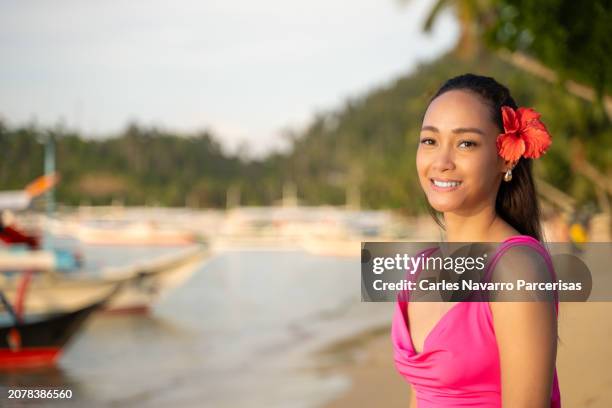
[490,235,552,281]
[487,218,521,243]
[487,235,558,303]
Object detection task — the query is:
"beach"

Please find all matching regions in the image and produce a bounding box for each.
[319,324,411,408]
[322,303,612,408]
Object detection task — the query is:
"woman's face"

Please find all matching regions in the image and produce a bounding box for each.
[416,90,507,215]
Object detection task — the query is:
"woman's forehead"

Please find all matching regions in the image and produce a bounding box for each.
[423,90,494,130]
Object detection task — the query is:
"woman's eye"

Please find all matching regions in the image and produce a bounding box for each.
[458,140,477,148]
[420,138,435,146]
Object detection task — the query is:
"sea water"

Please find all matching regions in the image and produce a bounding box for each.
[0,245,392,407]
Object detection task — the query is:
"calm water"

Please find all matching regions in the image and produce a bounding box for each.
[1,245,393,407]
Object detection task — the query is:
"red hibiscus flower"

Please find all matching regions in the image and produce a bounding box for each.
[496,106,552,162]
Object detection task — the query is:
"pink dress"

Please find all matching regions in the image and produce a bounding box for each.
[391,235,561,407]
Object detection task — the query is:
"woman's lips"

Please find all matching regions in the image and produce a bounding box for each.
[430,178,462,192]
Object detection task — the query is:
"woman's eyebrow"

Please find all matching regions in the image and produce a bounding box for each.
[420,126,485,136]
[452,127,485,135]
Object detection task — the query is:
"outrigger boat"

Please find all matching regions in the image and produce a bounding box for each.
[0,245,208,314]
[0,173,82,272]
[0,173,208,315]
[100,244,207,313]
[0,248,81,273]
[0,274,119,368]
[0,173,59,213]
[72,219,197,246]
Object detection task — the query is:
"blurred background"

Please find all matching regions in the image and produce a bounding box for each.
[0,0,610,407]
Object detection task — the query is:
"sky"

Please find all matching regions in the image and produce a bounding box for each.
[0,0,458,156]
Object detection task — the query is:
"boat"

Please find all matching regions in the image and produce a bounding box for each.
[0,288,116,368]
[70,219,197,246]
[0,248,81,273]
[101,244,208,313]
[0,245,208,314]
[0,174,82,273]
[0,173,59,213]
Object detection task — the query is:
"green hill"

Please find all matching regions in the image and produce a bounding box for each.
[1,52,609,211]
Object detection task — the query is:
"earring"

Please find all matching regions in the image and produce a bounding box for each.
[504,169,513,182]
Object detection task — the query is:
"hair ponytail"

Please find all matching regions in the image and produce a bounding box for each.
[496,159,542,240]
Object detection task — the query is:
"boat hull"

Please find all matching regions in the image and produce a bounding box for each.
[0,299,105,368]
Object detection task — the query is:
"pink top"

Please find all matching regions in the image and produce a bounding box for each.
[391,235,561,407]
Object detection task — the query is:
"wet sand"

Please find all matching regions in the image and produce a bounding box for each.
[321,303,612,408]
[317,325,411,408]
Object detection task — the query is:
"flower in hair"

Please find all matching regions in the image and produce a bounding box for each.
[496,106,552,162]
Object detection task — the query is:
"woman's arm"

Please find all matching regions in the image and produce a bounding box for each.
[491,301,556,407]
[408,383,417,408]
[490,247,557,407]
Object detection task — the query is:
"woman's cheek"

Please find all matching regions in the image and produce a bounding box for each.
[466,159,497,197]
[415,152,429,190]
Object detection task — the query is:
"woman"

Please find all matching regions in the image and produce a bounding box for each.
[391,74,561,407]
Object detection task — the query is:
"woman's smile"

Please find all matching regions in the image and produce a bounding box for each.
[430,178,462,192]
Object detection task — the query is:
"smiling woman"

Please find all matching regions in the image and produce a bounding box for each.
[417,89,513,221]
[417,75,545,240]
[392,74,561,408]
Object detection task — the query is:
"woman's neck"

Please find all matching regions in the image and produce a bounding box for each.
[443,206,513,242]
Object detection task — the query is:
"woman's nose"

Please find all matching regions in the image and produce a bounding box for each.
[431,146,456,172]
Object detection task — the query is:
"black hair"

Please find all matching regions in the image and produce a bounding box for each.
[427,73,543,241]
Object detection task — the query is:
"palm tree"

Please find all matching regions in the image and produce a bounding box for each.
[399,0,612,117]
[399,0,495,59]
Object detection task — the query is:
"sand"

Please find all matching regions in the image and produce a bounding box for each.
[321,303,612,408]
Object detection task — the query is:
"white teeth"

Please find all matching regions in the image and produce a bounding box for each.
[432,180,460,188]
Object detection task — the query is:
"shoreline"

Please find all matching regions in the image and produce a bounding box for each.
[315,324,412,408]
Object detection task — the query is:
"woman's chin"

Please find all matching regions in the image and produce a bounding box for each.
[427,199,462,213]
